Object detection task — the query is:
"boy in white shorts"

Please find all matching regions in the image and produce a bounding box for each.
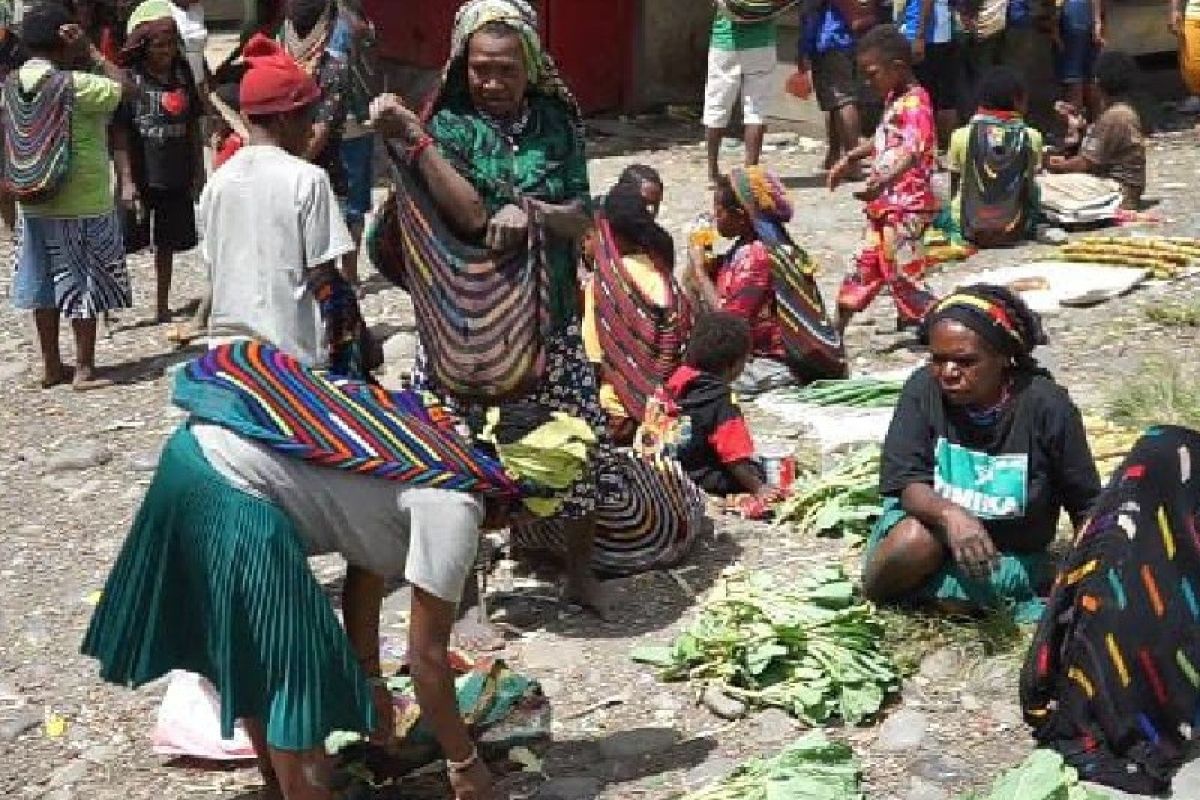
[704,8,779,185]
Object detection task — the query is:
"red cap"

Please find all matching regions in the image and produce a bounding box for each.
[238,34,321,117]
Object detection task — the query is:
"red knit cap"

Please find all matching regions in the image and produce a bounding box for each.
[238,34,321,116]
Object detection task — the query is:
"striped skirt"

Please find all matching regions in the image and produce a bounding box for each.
[10,209,132,318]
[81,426,376,751]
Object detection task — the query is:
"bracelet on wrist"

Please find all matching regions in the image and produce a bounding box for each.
[446,745,480,774]
[406,133,434,165]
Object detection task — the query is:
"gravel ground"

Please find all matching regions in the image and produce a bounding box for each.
[4,118,1200,800]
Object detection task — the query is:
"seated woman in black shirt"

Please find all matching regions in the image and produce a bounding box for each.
[862,285,1101,621]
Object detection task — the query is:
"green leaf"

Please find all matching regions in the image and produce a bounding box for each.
[629,645,675,667]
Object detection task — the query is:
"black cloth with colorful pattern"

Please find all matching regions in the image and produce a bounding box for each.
[1020,425,1200,794]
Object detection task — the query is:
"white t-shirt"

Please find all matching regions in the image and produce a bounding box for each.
[171,1,208,85]
[200,145,355,367]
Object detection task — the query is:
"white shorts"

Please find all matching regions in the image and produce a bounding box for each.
[703,45,777,129]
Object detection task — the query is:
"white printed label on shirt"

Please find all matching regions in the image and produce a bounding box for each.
[932,438,1029,520]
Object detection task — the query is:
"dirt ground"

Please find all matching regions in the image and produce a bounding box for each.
[5,112,1200,800]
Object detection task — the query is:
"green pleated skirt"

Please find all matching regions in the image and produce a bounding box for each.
[81,426,376,751]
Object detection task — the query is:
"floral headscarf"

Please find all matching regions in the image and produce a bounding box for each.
[728,165,795,247]
[430,0,580,124]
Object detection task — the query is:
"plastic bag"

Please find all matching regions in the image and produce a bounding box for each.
[151,671,255,761]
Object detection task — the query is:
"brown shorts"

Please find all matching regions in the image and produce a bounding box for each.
[812,48,859,112]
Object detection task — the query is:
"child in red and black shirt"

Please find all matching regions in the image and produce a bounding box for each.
[653,312,780,502]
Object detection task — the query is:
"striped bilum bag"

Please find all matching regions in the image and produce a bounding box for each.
[2,66,72,202]
[770,244,848,382]
[374,144,550,405]
[593,216,691,422]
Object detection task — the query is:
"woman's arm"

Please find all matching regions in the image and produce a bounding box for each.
[686,244,722,311]
[901,482,998,575]
[371,94,489,237]
[530,198,591,240]
[1052,403,1103,529]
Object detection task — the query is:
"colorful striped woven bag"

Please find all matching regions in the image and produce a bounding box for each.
[593,216,692,422]
[770,245,848,382]
[511,452,707,576]
[173,340,525,498]
[1,67,73,202]
[716,0,801,23]
[372,146,550,404]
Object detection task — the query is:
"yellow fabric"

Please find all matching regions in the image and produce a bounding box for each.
[946,123,1043,226]
[481,409,595,517]
[581,253,670,420]
[1182,19,1200,95]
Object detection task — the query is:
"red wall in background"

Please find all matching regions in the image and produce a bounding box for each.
[362,0,633,114]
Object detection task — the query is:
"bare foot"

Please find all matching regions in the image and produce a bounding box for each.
[166,322,204,346]
[566,572,616,621]
[39,363,72,389]
[72,368,113,392]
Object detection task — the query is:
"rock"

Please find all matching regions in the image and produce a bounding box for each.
[44,441,112,474]
[751,709,798,744]
[702,685,746,720]
[910,754,971,784]
[81,744,119,764]
[918,648,961,681]
[381,332,417,369]
[48,759,88,787]
[520,641,589,672]
[0,708,40,742]
[988,700,1023,728]
[598,728,678,760]
[1172,756,1200,797]
[0,360,26,382]
[876,709,928,752]
[684,757,738,791]
[128,448,162,473]
[906,777,950,800]
[537,777,602,800]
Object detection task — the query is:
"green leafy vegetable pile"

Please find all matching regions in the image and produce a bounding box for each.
[959,749,1109,800]
[786,378,904,409]
[775,446,882,541]
[632,567,900,725]
[682,732,864,800]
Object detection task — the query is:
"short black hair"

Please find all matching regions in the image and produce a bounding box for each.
[603,179,675,266]
[22,1,74,52]
[856,24,912,66]
[683,312,753,375]
[714,175,740,214]
[618,164,662,189]
[1094,50,1139,98]
[288,0,330,38]
[975,65,1026,111]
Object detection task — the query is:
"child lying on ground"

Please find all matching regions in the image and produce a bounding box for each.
[948,66,1043,247]
[1046,50,1147,210]
[643,311,781,503]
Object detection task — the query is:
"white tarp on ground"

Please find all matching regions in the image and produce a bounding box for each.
[956,262,1149,314]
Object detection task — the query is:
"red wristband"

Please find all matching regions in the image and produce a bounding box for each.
[406,134,434,165]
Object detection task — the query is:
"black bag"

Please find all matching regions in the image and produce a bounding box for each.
[961,118,1035,248]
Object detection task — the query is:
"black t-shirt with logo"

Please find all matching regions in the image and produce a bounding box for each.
[118,63,201,192]
[880,366,1100,553]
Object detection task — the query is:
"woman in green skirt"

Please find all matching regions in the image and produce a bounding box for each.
[80,339,543,800]
[862,285,1101,621]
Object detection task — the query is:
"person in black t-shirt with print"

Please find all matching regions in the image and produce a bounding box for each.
[117,1,203,323]
[862,285,1100,620]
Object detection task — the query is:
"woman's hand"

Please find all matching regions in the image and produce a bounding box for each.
[1092,20,1105,46]
[486,204,529,252]
[941,506,998,579]
[448,759,496,800]
[1171,8,1184,34]
[370,93,425,142]
[853,181,882,202]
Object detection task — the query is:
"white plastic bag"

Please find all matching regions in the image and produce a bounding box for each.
[152,671,255,761]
